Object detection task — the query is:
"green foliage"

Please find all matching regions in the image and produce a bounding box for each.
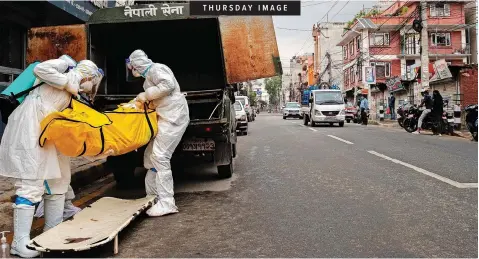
[345,9,381,30]
[264,76,282,106]
[248,91,257,107]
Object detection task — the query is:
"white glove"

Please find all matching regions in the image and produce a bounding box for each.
[65,82,79,96]
[136,92,147,103]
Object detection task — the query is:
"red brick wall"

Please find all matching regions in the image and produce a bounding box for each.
[428,2,465,25]
[391,59,401,77]
[460,66,478,107]
[370,33,401,55]
[429,31,463,55]
[343,38,361,64]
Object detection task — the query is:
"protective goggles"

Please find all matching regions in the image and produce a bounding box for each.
[125,58,133,70]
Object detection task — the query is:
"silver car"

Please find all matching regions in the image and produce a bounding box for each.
[283,102,302,119]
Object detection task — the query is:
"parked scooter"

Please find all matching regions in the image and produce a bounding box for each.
[465,104,478,141]
[403,105,445,134]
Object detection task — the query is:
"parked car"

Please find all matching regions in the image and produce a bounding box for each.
[345,102,356,123]
[235,101,248,135]
[236,95,254,122]
[283,102,302,119]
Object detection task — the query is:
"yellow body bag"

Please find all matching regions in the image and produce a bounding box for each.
[39,99,158,157]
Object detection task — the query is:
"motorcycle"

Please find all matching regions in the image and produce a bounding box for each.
[396,103,411,128]
[403,105,445,134]
[465,104,478,141]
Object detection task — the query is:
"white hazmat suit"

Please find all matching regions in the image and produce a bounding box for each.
[0,58,102,258]
[127,50,189,217]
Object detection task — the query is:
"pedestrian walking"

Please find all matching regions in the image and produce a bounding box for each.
[389,93,396,120]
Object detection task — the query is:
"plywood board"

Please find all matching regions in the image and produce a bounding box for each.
[28,196,155,252]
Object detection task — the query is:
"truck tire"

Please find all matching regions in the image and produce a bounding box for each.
[346,119,351,123]
[283,116,286,120]
[311,120,316,127]
[216,142,234,179]
[106,153,138,189]
[218,162,233,179]
[232,144,237,158]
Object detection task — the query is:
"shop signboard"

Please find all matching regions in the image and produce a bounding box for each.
[48,0,101,21]
[386,76,404,92]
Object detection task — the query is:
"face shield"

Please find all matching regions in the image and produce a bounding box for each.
[125,58,141,82]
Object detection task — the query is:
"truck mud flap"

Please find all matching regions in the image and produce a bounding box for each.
[214,141,232,166]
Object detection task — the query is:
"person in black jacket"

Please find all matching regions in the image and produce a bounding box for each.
[432,90,444,135]
[413,88,433,134]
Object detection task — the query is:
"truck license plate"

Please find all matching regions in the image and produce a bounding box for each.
[182,140,215,151]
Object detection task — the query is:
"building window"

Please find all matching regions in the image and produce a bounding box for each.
[349,41,354,56]
[370,62,391,78]
[430,3,450,17]
[344,70,349,86]
[343,46,348,60]
[404,33,420,54]
[350,66,355,83]
[370,33,390,46]
[356,36,361,52]
[431,32,451,46]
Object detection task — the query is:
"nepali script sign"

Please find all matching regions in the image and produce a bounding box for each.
[124,3,186,18]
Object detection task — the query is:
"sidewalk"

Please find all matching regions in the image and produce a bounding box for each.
[370,119,473,140]
[0,158,107,233]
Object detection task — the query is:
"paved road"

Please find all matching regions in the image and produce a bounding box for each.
[89,114,477,258]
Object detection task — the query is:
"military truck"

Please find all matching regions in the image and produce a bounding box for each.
[25,2,282,186]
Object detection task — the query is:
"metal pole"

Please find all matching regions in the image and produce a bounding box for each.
[420,0,429,90]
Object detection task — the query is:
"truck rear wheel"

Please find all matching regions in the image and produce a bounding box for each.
[218,162,233,179]
[106,153,138,189]
[216,142,234,179]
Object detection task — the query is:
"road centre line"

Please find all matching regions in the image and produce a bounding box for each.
[327,135,354,145]
[368,151,478,189]
[309,128,317,132]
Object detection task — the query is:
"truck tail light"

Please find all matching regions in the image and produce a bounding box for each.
[205,127,211,132]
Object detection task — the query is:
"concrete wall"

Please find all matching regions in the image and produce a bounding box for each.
[317,22,347,88]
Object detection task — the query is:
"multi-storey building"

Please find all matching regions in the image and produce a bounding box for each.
[337,1,473,119]
[313,22,347,89]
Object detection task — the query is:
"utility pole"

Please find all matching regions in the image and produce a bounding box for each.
[420,0,429,90]
[327,52,332,85]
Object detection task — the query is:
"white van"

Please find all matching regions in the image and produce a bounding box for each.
[303,89,346,127]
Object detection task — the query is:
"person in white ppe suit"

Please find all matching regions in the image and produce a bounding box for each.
[33,55,82,221]
[126,50,189,217]
[0,58,102,258]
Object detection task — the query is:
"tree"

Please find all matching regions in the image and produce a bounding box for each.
[264,76,282,106]
[248,91,257,107]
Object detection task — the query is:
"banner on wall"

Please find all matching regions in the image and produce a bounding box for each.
[363,66,376,84]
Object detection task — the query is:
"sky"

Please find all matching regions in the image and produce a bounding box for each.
[273,1,378,68]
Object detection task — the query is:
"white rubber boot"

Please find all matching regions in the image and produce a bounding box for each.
[10,205,40,258]
[43,194,65,232]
